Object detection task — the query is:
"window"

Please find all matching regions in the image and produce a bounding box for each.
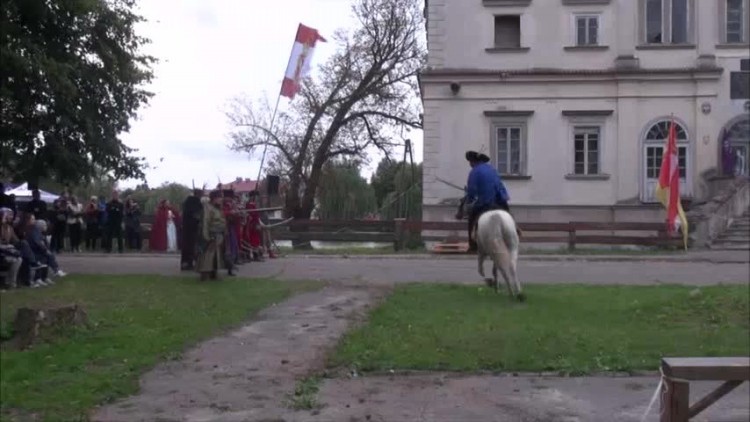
[726,0,745,43]
[731,59,750,99]
[645,146,687,179]
[494,15,521,48]
[643,0,691,44]
[646,0,663,43]
[573,127,600,175]
[644,120,688,179]
[575,15,599,46]
[494,126,523,175]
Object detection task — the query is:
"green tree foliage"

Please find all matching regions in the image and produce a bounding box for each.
[380,162,422,220]
[121,182,190,214]
[0,0,156,184]
[370,159,401,208]
[315,162,376,220]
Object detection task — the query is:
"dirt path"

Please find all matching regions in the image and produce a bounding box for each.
[92,285,387,422]
[58,254,750,286]
[83,256,749,421]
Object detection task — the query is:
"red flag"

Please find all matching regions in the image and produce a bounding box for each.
[655,116,689,249]
[280,24,326,99]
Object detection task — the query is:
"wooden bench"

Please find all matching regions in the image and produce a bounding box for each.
[660,357,750,421]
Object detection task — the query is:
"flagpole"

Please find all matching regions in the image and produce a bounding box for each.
[254,24,302,188]
[254,94,282,186]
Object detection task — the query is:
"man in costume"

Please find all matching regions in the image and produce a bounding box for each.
[221,189,241,267]
[196,190,229,280]
[456,150,515,253]
[243,191,264,261]
[181,189,204,270]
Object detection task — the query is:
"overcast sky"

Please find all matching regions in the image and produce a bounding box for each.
[119,0,423,189]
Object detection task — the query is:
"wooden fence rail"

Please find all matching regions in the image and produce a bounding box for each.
[267,219,682,251]
[134,216,681,251]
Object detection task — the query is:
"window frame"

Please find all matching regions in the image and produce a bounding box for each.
[493,14,522,49]
[488,117,529,177]
[572,126,602,175]
[573,14,601,46]
[641,0,694,45]
[722,0,750,44]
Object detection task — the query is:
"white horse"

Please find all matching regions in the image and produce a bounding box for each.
[473,209,525,302]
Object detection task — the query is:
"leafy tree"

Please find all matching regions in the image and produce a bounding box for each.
[370,159,401,207]
[380,162,422,220]
[0,0,156,184]
[315,161,376,220]
[121,182,190,214]
[227,0,425,219]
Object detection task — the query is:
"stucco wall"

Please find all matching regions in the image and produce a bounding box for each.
[422,0,750,216]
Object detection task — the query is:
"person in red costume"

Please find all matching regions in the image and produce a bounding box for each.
[150,199,182,252]
[244,191,263,260]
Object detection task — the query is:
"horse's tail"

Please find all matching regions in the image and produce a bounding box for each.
[493,210,519,253]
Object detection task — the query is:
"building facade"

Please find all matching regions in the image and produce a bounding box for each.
[420,0,750,222]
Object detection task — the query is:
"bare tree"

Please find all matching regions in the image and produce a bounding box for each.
[226,0,425,219]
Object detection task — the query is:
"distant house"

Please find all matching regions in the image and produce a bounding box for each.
[218,177,286,219]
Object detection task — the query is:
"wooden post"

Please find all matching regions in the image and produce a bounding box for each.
[660,378,690,422]
[567,224,577,252]
[394,218,406,252]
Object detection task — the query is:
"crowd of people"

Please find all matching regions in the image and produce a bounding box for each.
[0,183,278,287]
[181,187,278,281]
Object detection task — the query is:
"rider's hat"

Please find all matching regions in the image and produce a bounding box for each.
[466,150,491,163]
[465,151,480,162]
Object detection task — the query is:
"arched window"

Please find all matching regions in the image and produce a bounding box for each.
[722,117,750,176]
[645,120,688,142]
[642,119,690,202]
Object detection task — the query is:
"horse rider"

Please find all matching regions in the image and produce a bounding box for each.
[455,150,516,253]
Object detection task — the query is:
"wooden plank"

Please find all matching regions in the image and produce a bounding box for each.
[660,378,690,422]
[688,380,743,419]
[571,221,666,231]
[288,220,395,232]
[575,235,676,246]
[661,357,750,381]
[274,231,394,243]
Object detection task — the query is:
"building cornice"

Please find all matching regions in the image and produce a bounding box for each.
[419,66,724,83]
[482,0,532,7]
[562,0,611,4]
[562,110,614,116]
[484,110,535,117]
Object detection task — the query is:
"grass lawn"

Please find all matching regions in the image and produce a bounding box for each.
[331,283,750,375]
[0,275,320,422]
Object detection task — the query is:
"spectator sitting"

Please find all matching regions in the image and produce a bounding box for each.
[25,215,67,283]
[1,208,22,289]
[2,209,47,288]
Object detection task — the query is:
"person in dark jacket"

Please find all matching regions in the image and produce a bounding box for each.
[180,189,203,270]
[24,189,48,221]
[105,190,124,253]
[124,198,142,251]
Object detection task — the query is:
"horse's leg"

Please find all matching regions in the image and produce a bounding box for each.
[509,248,525,302]
[479,252,493,287]
[491,263,499,293]
[494,246,514,299]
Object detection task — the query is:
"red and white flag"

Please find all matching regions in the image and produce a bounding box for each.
[280,23,326,99]
[655,116,689,250]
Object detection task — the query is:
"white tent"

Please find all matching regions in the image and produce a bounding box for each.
[4,183,60,204]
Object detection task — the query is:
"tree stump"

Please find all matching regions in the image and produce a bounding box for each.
[12,304,89,350]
